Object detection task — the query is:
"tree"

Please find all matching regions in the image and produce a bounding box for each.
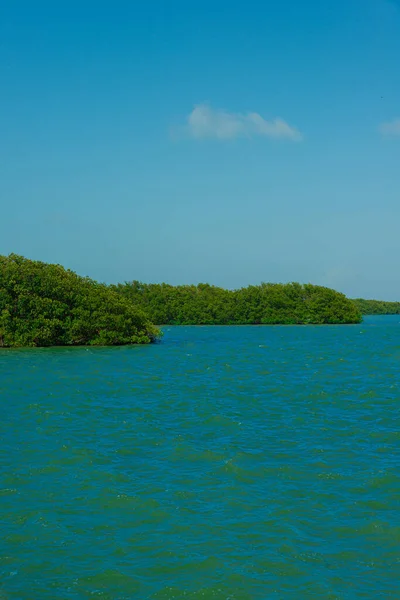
[0,255,161,347]
[113,280,362,325]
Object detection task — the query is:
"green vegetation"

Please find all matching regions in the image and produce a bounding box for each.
[113,281,362,325]
[352,298,400,315]
[0,254,363,348]
[0,255,160,347]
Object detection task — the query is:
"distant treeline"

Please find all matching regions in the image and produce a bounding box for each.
[352,298,400,315]
[113,282,362,325]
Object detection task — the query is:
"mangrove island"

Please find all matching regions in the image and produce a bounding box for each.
[0,254,369,347]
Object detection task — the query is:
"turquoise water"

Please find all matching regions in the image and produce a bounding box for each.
[1,317,399,599]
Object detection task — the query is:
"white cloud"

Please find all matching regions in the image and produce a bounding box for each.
[186,104,302,141]
[379,119,400,136]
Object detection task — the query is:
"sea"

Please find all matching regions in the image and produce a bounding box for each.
[1,316,399,599]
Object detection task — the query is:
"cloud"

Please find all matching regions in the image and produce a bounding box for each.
[379,119,400,136]
[185,104,302,141]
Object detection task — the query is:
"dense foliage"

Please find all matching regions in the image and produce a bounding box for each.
[352,298,400,315]
[0,255,160,347]
[113,281,362,325]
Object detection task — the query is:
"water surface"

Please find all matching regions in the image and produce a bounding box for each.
[1,317,399,598]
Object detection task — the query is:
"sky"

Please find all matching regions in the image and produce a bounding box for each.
[1,0,400,299]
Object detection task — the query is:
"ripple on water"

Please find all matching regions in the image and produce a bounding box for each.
[0,318,399,598]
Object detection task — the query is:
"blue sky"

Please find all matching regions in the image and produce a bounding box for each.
[1,0,400,299]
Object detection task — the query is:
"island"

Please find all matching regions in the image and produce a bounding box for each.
[113,281,362,326]
[0,254,365,348]
[0,254,160,347]
[352,298,400,315]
